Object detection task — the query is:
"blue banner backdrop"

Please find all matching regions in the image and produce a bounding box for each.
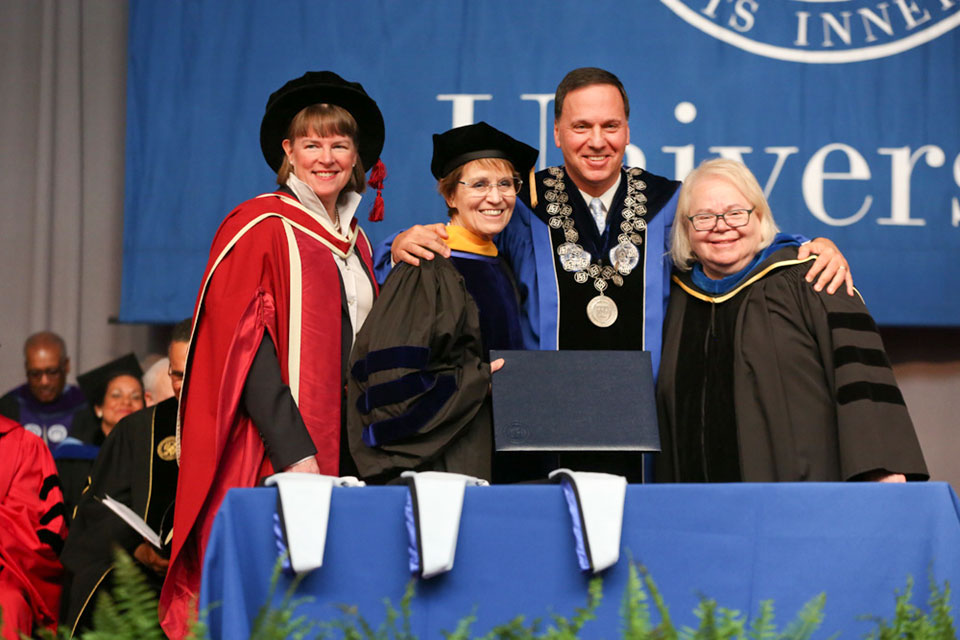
[120,0,960,326]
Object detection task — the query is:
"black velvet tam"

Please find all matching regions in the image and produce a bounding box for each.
[431,121,538,180]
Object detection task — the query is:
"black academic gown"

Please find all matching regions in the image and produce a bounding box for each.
[60,397,179,635]
[348,250,522,483]
[656,247,929,483]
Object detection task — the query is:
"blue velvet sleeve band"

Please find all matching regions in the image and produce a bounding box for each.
[351,346,430,382]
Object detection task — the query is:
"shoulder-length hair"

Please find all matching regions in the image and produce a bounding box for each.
[669,158,780,271]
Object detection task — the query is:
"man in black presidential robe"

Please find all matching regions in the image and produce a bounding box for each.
[59,321,189,635]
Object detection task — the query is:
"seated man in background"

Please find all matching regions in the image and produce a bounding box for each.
[0,370,68,639]
[0,331,87,449]
[60,319,190,635]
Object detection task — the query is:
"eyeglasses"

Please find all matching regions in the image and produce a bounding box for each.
[688,207,755,231]
[457,177,523,197]
[27,366,64,380]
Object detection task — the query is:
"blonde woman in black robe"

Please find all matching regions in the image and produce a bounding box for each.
[656,159,927,483]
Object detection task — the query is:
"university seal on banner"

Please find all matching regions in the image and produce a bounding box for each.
[660,0,960,63]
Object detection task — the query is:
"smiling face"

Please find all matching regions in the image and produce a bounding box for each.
[686,176,764,279]
[553,83,630,197]
[446,159,517,242]
[96,374,144,436]
[283,128,358,213]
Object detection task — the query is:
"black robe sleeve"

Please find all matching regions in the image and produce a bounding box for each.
[347,258,492,482]
[0,391,18,422]
[242,334,318,471]
[804,280,928,480]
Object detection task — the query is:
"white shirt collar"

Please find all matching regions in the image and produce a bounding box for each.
[577,172,622,214]
[285,173,361,236]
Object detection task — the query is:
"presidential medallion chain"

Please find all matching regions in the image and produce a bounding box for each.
[542,166,648,327]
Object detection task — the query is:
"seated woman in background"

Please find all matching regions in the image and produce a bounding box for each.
[656,158,928,483]
[348,122,537,482]
[55,356,144,519]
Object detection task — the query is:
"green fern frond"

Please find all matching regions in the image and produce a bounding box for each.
[747,600,776,640]
[82,549,166,640]
[248,553,316,640]
[640,565,679,640]
[777,592,825,640]
[441,606,477,640]
[620,561,652,640]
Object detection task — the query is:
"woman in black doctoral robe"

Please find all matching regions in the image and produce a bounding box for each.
[347,122,537,482]
[656,158,927,483]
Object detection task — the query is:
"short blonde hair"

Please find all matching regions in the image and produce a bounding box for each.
[276,103,366,194]
[436,157,517,218]
[669,158,780,271]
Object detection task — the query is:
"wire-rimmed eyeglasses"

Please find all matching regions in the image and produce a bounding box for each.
[457,177,523,197]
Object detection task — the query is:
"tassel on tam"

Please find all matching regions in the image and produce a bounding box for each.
[367,159,386,222]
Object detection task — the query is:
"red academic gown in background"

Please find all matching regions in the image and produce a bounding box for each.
[159,193,377,639]
[0,415,67,640]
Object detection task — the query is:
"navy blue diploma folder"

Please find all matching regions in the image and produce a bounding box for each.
[489,350,660,452]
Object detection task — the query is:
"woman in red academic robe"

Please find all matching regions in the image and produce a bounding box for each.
[160,71,386,639]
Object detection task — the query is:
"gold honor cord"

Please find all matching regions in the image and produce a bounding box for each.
[672,256,817,303]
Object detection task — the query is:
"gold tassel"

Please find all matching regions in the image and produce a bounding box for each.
[529,166,537,208]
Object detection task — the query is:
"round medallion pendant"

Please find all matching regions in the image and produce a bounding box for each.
[586,295,619,328]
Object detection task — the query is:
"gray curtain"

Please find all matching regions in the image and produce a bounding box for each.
[0,0,151,391]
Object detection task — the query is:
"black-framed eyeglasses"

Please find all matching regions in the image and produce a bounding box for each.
[687,207,755,231]
[457,177,523,197]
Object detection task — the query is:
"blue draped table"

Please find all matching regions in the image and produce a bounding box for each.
[201,483,960,638]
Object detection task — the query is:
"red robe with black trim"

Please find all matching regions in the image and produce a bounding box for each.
[159,193,377,639]
[0,415,67,640]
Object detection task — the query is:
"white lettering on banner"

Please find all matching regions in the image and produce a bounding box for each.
[802,143,874,226]
[661,0,960,63]
[662,145,695,179]
[521,94,554,171]
[700,0,757,32]
[626,144,648,172]
[860,4,895,42]
[822,11,854,46]
[762,147,801,198]
[876,146,946,226]
[895,0,932,28]
[436,94,492,128]
[439,94,958,228]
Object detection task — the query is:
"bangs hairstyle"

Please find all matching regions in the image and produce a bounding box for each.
[437,157,517,217]
[670,158,780,271]
[276,103,366,194]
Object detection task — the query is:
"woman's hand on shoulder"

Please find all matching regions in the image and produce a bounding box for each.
[798,237,854,296]
[490,358,505,374]
[392,223,451,266]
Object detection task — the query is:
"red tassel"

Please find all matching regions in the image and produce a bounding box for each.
[368,192,384,222]
[367,159,386,222]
